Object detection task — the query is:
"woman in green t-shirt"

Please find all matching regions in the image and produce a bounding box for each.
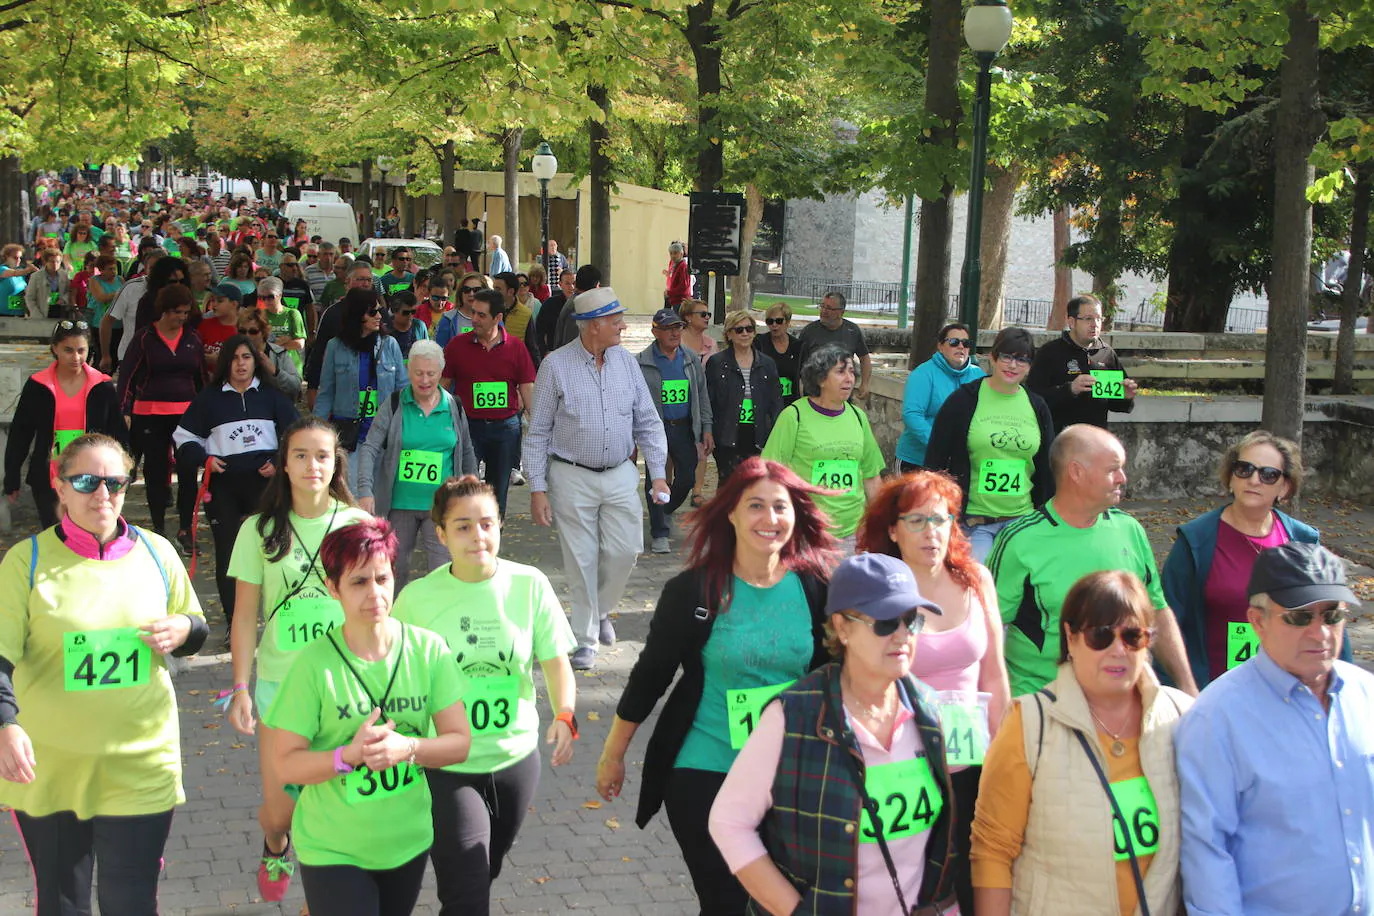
[225,416,371,904]
[266,518,471,916]
[62,223,98,275]
[392,475,578,916]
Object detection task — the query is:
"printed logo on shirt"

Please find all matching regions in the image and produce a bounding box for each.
[1068,360,1081,373]
[335,695,430,720]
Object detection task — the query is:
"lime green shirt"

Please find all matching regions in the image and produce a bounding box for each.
[392,560,576,773]
[965,384,1040,519]
[761,401,885,537]
[227,503,372,684]
[391,388,458,511]
[265,307,306,373]
[263,621,464,869]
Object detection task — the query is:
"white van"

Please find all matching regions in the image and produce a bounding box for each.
[284,191,359,245]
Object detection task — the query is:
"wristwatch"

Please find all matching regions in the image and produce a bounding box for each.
[555,711,580,740]
[333,746,354,774]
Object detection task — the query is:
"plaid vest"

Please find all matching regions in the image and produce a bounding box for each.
[750,663,959,915]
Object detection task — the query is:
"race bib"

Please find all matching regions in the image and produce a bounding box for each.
[48,291,59,307]
[739,397,755,424]
[465,675,520,734]
[460,324,473,335]
[1110,776,1160,861]
[726,680,795,750]
[64,627,151,692]
[976,459,1028,496]
[358,389,378,419]
[1091,370,1126,400]
[388,281,411,296]
[1226,621,1260,670]
[282,294,302,312]
[398,449,443,485]
[859,757,944,844]
[940,703,989,766]
[661,379,689,406]
[812,459,859,493]
[472,381,508,410]
[344,761,420,805]
[277,597,343,650]
[780,377,793,398]
[5,293,24,315]
[52,428,83,458]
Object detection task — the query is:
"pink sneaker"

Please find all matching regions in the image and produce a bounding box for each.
[257,837,295,902]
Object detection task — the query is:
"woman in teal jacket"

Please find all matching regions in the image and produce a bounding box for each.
[896,323,984,471]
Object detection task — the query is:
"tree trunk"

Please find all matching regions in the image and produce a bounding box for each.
[440,139,458,247]
[978,162,1022,331]
[589,84,613,281]
[686,1,724,192]
[360,160,374,237]
[1092,196,1122,330]
[1334,164,1370,394]
[502,127,523,274]
[730,184,765,312]
[0,155,24,251]
[1262,0,1322,443]
[910,0,963,368]
[1048,205,1072,331]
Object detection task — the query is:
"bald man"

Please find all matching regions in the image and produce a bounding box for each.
[986,424,1199,696]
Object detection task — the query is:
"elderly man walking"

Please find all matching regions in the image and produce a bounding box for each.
[1176,542,1373,916]
[527,287,670,670]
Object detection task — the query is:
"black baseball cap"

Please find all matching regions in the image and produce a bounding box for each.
[1248,542,1361,609]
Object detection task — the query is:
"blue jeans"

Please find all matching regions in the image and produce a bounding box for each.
[647,420,698,539]
[963,518,1012,563]
[468,414,522,517]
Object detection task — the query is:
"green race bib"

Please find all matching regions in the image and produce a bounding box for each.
[5,293,23,315]
[1226,621,1260,670]
[1110,776,1160,861]
[282,294,303,312]
[940,704,988,766]
[278,597,343,651]
[460,325,473,335]
[780,377,793,398]
[343,761,421,805]
[812,459,859,493]
[661,379,689,406]
[472,381,508,410]
[388,281,411,296]
[465,675,520,734]
[976,459,1028,496]
[1091,370,1126,399]
[398,449,443,485]
[48,291,59,307]
[52,428,83,458]
[63,627,151,692]
[859,757,944,844]
[739,397,755,424]
[726,680,795,750]
[358,389,378,419]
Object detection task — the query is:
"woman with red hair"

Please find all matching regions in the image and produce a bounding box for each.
[857,469,1011,916]
[595,457,837,916]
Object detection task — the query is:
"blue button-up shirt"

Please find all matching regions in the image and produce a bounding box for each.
[1176,649,1374,916]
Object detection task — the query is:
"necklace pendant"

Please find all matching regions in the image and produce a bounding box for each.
[1110,739,1126,758]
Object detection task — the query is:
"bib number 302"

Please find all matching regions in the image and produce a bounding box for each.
[344,761,420,805]
[64,627,151,692]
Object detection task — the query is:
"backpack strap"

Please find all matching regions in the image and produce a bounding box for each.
[28,535,38,590]
[1021,688,1057,779]
[128,526,171,601]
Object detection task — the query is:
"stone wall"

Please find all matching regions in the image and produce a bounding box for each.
[851,189,907,282]
[782,197,856,281]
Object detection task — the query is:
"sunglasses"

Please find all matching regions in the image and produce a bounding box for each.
[431,294,450,301]
[365,307,381,317]
[238,328,262,335]
[398,309,417,316]
[395,257,412,262]
[55,320,90,331]
[995,353,1033,366]
[896,512,952,532]
[765,317,787,326]
[1232,460,1285,486]
[843,610,925,638]
[62,473,131,495]
[461,286,482,294]
[1080,624,1156,652]
[942,337,972,348]
[1278,606,1348,628]
[688,311,709,319]
[731,326,756,335]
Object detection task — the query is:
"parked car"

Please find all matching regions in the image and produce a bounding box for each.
[356,238,443,273]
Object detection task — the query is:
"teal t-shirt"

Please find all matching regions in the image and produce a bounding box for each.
[392,560,577,773]
[88,276,123,325]
[263,621,464,870]
[675,572,814,772]
[965,384,1040,519]
[760,401,885,538]
[391,389,458,511]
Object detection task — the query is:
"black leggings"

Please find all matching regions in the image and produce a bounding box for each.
[663,767,748,916]
[130,413,197,532]
[206,471,269,625]
[13,807,174,916]
[426,750,541,916]
[299,851,427,916]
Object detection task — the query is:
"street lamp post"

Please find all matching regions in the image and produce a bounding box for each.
[531,142,558,279]
[374,155,394,235]
[957,0,1014,343]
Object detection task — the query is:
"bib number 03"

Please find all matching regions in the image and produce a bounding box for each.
[465,675,519,734]
[859,757,944,844]
[64,627,151,692]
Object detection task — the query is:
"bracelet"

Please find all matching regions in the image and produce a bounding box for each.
[406,737,418,766]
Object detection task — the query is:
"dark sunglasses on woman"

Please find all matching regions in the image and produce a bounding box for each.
[843,610,925,638]
[1081,624,1155,651]
[1232,460,1285,485]
[61,474,132,495]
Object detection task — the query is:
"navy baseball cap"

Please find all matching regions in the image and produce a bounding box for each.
[825,554,943,620]
[210,283,243,304]
[652,308,685,328]
[1248,542,1361,609]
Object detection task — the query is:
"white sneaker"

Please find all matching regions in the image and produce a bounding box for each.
[510,468,526,486]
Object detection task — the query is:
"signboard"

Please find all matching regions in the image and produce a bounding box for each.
[688,191,744,276]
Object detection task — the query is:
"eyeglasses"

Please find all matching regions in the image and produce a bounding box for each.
[843,610,925,638]
[731,326,756,335]
[398,309,417,316]
[688,312,709,319]
[765,317,787,326]
[1276,605,1348,628]
[461,286,482,294]
[1232,460,1285,486]
[238,327,262,335]
[995,353,1033,366]
[258,293,278,300]
[941,337,972,348]
[1080,624,1156,652]
[395,257,412,262]
[61,473,131,495]
[306,254,319,260]
[1074,314,1105,323]
[55,320,90,331]
[896,512,952,532]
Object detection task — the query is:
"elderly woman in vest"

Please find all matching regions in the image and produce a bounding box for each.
[971,570,1192,916]
[709,553,959,915]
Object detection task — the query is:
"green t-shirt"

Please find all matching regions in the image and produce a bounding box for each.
[392,560,577,774]
[675,572,814,772]
[965,384,1040,519]
[761,401,885,537]
[391,388,458,511]
[263,621,463,870]
[227,503,373,684]
[63,240,98,272]
[264,308,306,373]
[988,501,1167,696]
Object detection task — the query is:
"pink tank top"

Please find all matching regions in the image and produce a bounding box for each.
[912,587,989,696]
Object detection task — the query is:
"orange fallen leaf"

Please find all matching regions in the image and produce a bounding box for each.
[586,711,601,721]
[582,800,602,809]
